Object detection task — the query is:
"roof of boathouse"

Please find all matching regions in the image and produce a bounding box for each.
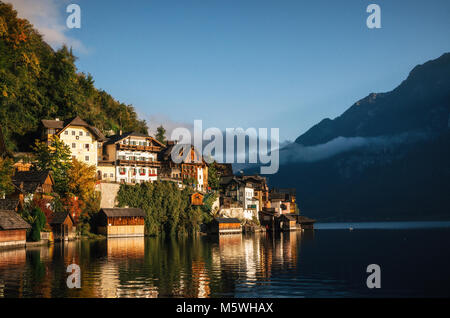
[100,208,146,218]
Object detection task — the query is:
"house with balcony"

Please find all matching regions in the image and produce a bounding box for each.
[97,132,165,184]
[41,116,106,167]
[159,141,208,192]
[219,176,261,220]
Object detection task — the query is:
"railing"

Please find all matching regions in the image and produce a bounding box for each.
[117,144,161,152]
[117,159,161,167]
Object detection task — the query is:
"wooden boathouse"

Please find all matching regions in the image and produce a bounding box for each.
[97,208,146,237]
[0,210,31,248]
[209,218,242,235]
[49,211,76,241]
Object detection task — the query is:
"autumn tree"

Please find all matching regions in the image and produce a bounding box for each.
[67,158,97,201]
[32,137,72,196]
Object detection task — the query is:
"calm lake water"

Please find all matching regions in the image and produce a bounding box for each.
[1,221,450,298]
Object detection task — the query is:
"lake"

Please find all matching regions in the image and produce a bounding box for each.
[1,221,450,298]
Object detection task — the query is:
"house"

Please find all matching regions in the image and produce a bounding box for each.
[209,218,242,235]
[191,192,204,206]
[48,211,76,241]
[159,141,208,192]
[258,208,277,231]
[0,210,31,248]
[277,214,297,231]
[269,188,296,214]
[294,215,316,230]
[97,208,146,237]
[219,176,261,220]
[98,132,165,184]
[41,116,106,167]
[10,170,54,205]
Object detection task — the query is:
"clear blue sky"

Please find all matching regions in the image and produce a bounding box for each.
[63,0,450,141]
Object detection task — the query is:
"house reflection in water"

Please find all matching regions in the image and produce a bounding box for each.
[211,231,302,287]
[0,248,27,297]
[98,237,158,298]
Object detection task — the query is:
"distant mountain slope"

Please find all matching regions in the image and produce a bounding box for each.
[296,53,450,146]
[263,53,450,221]
[0,3,148,151]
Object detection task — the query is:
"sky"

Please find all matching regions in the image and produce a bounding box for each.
[7,0,450,142]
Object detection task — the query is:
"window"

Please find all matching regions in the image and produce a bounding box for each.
[76,136,79,140]
[85,156,89,161]
[65,131,69,135]
[85,144,90,150]
[110,173,114,178]
[72,131,76,136]
[86,132,90,137]
[103,173,107,178]
[79,131,83,136]
[72,143,76,148]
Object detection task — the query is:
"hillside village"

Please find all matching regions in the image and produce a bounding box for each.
[0,116,314,248]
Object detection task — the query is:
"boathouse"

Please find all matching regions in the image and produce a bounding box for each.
[277,214,297,231]
[0,210,31,248]
[97,208,145,237]
[191,192,204,206]
[49,211,76,241]
[209,218,242,235]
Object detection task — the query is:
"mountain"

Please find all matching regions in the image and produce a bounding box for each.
[261,53,450,221]
[0,3,148,151]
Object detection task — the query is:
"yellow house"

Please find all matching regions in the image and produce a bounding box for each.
[41,116,106,166]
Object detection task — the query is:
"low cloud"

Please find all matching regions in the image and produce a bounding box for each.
[7,0,87,53]
[279,132,431,164]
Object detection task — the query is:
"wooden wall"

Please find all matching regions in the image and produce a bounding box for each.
[0,229,26,244]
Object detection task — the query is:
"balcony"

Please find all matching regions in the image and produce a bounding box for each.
[117,144,161,152]
[117,159,161,167]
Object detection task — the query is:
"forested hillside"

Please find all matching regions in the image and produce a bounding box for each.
[0,2,148,151]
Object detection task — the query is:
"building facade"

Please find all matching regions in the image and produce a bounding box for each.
[159,142,209,192]
[98,132,164,184]
[41,116,106,166]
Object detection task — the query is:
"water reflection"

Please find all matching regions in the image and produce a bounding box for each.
[0,232,304,298]
[2,226,447,298]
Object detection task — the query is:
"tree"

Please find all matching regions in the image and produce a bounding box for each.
[32,136,72,196]
[155,125,167,145]
[25,206,46,242]
[0,156,14,197]
[207,162,220,191]
[67,159,100,234]
[67,158,97,201]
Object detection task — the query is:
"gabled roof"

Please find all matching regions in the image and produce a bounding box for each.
[41,119,64,129]
[48,211,74,225]
[0,199,20,211]
[160,143,204,164]
[13,170,53,184]
[42,116,106,141]
[104,132,165,147]
[100,208,145,218]
[214,217,241,224]
[12,170,53,194]
[0,210,31,230]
